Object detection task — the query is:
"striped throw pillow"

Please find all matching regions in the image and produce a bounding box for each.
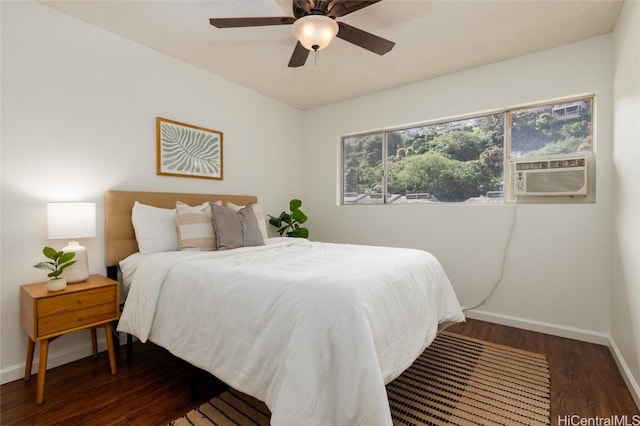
[175,201,221,251]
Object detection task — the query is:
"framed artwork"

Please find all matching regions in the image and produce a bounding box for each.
[156,117,223,180]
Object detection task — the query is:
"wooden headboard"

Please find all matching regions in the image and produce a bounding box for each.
[104,190,257,267]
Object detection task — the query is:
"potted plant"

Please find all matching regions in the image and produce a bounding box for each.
[268,199,309,238]
[33,246,77,291]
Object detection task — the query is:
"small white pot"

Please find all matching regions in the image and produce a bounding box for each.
[47,277,67,291]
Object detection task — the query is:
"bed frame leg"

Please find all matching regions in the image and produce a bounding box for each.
[126,333,133,363]
[190,366,200,400]
[108,266,134,362]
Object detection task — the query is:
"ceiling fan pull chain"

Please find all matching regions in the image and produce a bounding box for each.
[314,49,319,66]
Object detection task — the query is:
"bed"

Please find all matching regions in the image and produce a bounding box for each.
[106,190,465,426]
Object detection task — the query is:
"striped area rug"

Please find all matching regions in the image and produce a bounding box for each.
[169,332,550,426]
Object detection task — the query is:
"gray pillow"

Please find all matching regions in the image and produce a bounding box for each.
[210,203,265,250]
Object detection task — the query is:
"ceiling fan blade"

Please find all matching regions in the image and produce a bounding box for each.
[336,22,394,55]
[288,41,310,67]
[293,0,311,18]
[209,16,295,28]
[327,0,382,18]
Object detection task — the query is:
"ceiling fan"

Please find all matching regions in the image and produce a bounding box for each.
[209,0,395,67]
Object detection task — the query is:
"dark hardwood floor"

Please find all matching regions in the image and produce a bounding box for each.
[447,320,639,423]
[1,319,638,425]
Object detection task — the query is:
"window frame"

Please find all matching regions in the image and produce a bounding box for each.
[340,94,595,205]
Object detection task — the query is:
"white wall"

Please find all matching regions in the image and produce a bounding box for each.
[0,1,303,384]
[301,35,613,341]
[611,0,640,404]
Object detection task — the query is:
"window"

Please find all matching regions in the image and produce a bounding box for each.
[510,99,592,158]
[343,133,384,204]
[341,96,593,204]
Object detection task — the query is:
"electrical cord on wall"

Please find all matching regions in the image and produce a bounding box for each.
[463,197,519,311]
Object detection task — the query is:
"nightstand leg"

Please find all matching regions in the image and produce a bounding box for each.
[91,328,98,357]
[24,338,35,381]
[36,339,49,404]
[104,325,117,375]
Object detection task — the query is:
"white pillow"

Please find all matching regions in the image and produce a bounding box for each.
[225,202,269,241]
[131,201,179,254]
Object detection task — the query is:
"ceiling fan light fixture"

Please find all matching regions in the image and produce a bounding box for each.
[291,15,339,51]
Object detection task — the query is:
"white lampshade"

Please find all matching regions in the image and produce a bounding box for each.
[291,15,339,51]
[46,202,96,283]
[47,202,96,239]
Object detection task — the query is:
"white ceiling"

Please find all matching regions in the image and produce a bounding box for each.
[42,0,623,110]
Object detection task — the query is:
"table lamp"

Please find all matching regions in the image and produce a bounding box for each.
[47,202,96,283]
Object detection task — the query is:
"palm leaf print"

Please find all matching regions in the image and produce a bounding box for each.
[160,122,220,176]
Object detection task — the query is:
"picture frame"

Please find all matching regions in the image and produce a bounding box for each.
[156,117,223,180]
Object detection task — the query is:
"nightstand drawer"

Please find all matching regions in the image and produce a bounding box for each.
[38,287,115,317]
[36,287,118,337]
[38,302,117,336]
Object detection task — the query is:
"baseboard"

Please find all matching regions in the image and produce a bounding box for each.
[608,336,640,409]
[465,309,640,409]
[0,338,110,385]
[464,309,610,345]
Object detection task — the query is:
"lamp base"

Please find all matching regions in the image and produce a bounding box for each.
[61,241,90,283]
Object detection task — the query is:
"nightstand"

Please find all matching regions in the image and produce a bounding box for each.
[20,274,120,404]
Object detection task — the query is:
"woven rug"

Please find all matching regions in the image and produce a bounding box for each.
[169,332,550,426]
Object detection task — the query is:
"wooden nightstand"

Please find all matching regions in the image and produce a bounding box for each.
[20,274,120,404]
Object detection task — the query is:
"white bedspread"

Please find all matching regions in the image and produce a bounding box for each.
[118,238,464,426]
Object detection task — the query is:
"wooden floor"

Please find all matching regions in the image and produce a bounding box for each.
[1,319,638,425]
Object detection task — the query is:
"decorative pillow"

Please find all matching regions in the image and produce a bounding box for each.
[175,201,220,251]
[225,202,269,241]
[131,202,179,254]
[210,203,265,250]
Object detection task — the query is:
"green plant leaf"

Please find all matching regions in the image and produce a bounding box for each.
[268,216,280,227]
[58,252,76,264]
[43,246,58,260]
[290,199,302,211]
[291,209,308,224]
[34,262,55,271]
[288,227,309,238]
[281,213,292,225]
[58,260,77,272]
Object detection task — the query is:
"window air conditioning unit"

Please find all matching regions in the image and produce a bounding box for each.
[512,154,589,197]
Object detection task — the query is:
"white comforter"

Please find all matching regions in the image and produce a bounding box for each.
[118,238,464,426]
